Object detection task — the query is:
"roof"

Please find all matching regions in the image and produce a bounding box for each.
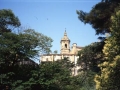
[41,53,77,56]
[76,46,84,49]
[61,30,70,41]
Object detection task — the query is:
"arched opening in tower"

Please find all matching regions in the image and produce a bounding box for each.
[65,44,67,48]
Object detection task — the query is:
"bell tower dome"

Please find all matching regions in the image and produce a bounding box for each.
[60,29,70,54]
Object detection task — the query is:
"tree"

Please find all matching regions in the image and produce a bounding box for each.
[19,29,53,56]
[76,42,104,90]
[77,42,104,73]
[0,9,21,34]
[53,50,58,54]
[0,29,53,88]
[22,58,74,90]
[77,0,120,35]
[0,29,53,73]
[94,8,120,90]
[0,9,53,89]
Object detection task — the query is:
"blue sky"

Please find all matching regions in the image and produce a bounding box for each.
[0,0,101,54]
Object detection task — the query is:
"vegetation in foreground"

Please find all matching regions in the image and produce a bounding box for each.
[1,0,120,89]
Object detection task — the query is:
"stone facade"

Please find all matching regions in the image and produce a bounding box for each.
[40,30,83,75]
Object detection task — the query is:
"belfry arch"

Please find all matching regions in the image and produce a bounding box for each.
[60,29,70,54]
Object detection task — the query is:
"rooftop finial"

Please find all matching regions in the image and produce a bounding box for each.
[64,28,67,36]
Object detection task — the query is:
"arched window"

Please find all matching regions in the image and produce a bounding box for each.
[65,44,67,48]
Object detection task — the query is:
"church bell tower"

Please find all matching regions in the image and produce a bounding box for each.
[60,29,70,54]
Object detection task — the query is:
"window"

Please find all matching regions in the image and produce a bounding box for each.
[65,44,67,48]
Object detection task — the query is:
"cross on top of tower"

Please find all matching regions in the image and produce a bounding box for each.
[64,28,67,36]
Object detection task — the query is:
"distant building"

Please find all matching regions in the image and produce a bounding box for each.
[40,29,83,75]
[18,58,38,66]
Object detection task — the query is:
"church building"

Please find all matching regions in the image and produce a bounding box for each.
[40,29,83,75]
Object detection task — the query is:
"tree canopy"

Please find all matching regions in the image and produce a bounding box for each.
[77,1,120,90]
[77,42,104,73]
[94,8,120,90]
[77,0,120,35]
[0,9,53,90]
[0,9,21,34]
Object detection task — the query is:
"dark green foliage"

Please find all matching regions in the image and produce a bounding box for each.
[77,42,104,73]
[0,29,52,73]
[23,59,74,90]
[77,0,120,35]
[0,9,21,33]
[0,9,52,90]
[76,42,105,90]
[69,70,96,90]
[95,8,120,90]
[77,0,120,90]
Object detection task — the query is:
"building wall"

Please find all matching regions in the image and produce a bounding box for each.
[40,54,81,76]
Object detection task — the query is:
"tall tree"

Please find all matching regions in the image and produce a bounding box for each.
[77,0,120,35]
[0,9,53,89]
[94,8,120,90]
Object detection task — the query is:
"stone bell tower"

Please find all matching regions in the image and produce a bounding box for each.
[60,29,70,54]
